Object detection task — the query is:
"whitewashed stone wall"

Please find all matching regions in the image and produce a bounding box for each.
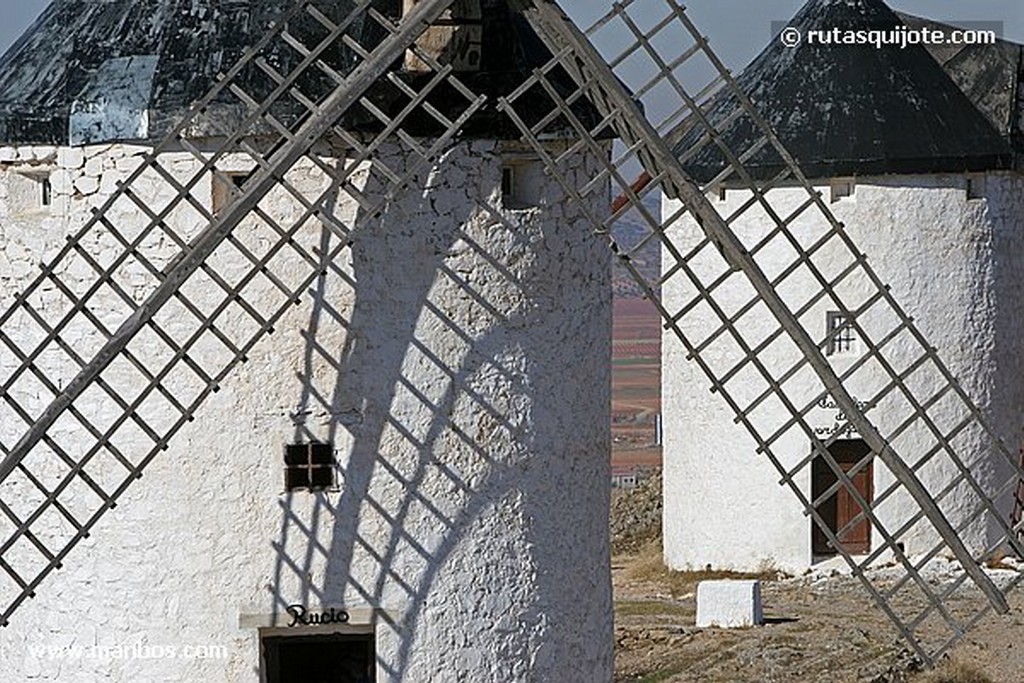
[0,140,613,681]
[662,173,1024,573]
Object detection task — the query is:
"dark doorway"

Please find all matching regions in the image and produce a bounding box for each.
[263,633,375,683]
[812,439,873,557]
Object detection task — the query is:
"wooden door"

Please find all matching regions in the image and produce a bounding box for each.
[812,440,873,556]
[263,633,375,683]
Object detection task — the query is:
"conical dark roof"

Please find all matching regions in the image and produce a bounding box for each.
[0,0,560,145]
[898,12,1024,155]
[676,0,1016,182]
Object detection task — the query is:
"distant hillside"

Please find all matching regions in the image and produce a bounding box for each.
[610,191,663,299]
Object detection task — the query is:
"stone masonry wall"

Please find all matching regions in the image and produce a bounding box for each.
[0,139,614,681]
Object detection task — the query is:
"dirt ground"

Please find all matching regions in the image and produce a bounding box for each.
[612,540,1024,683]
[609,488,1024,683]
[607,299,1024,683]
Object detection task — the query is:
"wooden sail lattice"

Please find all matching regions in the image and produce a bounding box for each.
[0,0,1018,669]
[497,0,1024,664]
[0,0,485,628]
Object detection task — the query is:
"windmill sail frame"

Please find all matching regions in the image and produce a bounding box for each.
[0,0,1020,669]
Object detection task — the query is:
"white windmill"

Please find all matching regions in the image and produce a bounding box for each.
[661,0,1024,575]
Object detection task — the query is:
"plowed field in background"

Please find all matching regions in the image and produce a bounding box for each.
[612,298,661,471]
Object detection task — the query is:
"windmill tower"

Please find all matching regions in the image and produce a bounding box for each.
[661,0,1024,574]
[0,1,613,680]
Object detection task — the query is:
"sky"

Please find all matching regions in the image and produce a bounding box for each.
[0,0,1021,74]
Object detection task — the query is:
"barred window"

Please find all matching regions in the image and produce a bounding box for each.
[284,443,335,491]
[826,311,857,356]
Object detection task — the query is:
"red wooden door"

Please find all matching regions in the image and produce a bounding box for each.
[812,440,873,556]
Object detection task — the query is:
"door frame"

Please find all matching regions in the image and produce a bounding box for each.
[811,439,873,558]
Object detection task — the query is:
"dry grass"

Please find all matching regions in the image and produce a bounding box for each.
[614,599,693,618]
[916,661,995,683]
[619,539,784,598]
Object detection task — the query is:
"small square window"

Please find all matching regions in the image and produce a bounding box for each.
[967,174,985,200]
[501,158,542,208]
[9,171,53,212]
[826,311,857,356]
[284,443,335,491]
[830,179,854,203]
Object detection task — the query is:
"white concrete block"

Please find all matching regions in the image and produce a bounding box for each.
[696,580,764,628]
[0,146,16,162]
